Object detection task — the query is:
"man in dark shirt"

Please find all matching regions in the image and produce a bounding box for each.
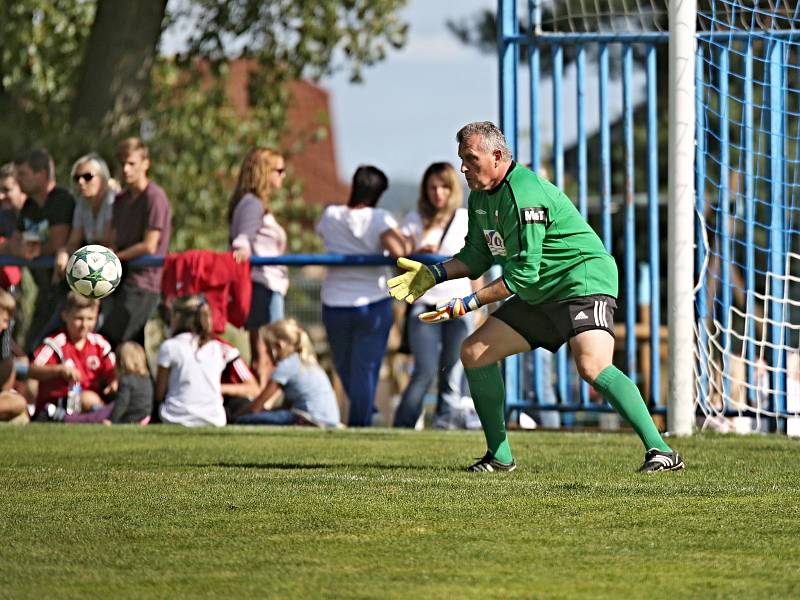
[12,149,75,352]
[100,137,171,348]
[0,163,26,237]
[0,163,26,298]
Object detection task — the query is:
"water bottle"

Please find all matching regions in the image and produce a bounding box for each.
[66,382,82,415]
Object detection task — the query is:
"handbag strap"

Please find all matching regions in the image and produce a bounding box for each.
[437,210,458,249]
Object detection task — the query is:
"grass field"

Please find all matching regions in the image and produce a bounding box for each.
[1,425,799,599]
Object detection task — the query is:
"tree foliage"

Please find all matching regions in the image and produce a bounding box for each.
[0,0,95,146]
[143,60,328,253]
[0,0,409,252]
[174,0,407,83]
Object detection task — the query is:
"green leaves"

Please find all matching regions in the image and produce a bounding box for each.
[1,0,408,254]
[172,0,408,83]
[0,0,95,146]
[138,59,324,253]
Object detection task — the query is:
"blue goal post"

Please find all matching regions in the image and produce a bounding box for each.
[497,0,800,435]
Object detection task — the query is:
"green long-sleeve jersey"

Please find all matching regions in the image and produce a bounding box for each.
[453,162,618,304]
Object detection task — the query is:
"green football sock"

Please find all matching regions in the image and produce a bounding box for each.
[465,363,513,464]
[593,365,672,452]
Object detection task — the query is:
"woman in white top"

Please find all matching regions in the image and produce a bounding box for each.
[155,295,235,427]
[393,162,474,429]
[228,147,288,387]
[53,153,117,276]
[316,165,408,427]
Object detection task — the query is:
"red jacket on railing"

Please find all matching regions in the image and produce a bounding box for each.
[0,236,21,290]
[161,250,252,333]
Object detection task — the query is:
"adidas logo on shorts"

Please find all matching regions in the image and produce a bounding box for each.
[574,311,589,321]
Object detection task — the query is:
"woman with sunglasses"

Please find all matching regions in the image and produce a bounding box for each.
[228,147,288,388]
[54,153,118,278]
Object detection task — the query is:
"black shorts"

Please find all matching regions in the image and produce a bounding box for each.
[491,294,616,353]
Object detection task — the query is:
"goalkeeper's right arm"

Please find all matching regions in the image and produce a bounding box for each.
[387,257,471,304]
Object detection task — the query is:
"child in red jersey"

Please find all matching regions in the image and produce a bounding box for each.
[29,292,116,419]
[218,335,260,424]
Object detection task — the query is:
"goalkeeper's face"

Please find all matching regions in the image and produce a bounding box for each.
[458,135,505,191]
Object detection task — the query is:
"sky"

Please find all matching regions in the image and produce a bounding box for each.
[322,0,498,185]
[322,0,645,188]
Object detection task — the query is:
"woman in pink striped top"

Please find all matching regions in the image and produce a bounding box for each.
[229,147,288,387]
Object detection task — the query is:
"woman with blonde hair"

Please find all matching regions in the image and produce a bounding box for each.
[54,153,118,277]
[103,341,153,425]
[229,147,288,387]
[235,319,341,428]
[393,162,475,429]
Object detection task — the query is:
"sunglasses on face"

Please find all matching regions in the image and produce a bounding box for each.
[73,173,96,183]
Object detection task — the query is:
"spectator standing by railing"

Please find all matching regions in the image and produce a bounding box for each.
[316,165,408,426]
[53,153,118,277]
[101,137,171,348]
[0,163,26,300]
[393,162,474,430]
[228,147,288,388]
[0,163,26,236]
[11,149,75,353]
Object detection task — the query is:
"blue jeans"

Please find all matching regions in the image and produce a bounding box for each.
[236,410,296,425]
[322,298,394,427]
[245,282,285,330]
[393,303,472,428]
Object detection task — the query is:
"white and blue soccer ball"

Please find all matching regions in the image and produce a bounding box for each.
[65,244,122,299]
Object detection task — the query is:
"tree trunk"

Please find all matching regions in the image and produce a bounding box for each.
[71,0,168,135]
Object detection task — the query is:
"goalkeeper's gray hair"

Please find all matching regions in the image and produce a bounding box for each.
[456,121,513,161]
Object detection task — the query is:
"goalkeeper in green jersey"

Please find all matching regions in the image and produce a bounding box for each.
[388,121,684,473]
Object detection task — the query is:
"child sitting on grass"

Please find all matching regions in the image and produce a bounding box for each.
[102,342,153,425]
[0,289,28,423]
[155,295,231,427]
[234,319,341,428]
[29,292,116,421]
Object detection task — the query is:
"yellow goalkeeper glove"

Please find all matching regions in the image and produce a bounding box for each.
[387,258,448,303]
[419,293,482,324]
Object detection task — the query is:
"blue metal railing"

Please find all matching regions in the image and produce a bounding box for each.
[0,254,446,268]
[2,245,669,417]
[500,2,800,427]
